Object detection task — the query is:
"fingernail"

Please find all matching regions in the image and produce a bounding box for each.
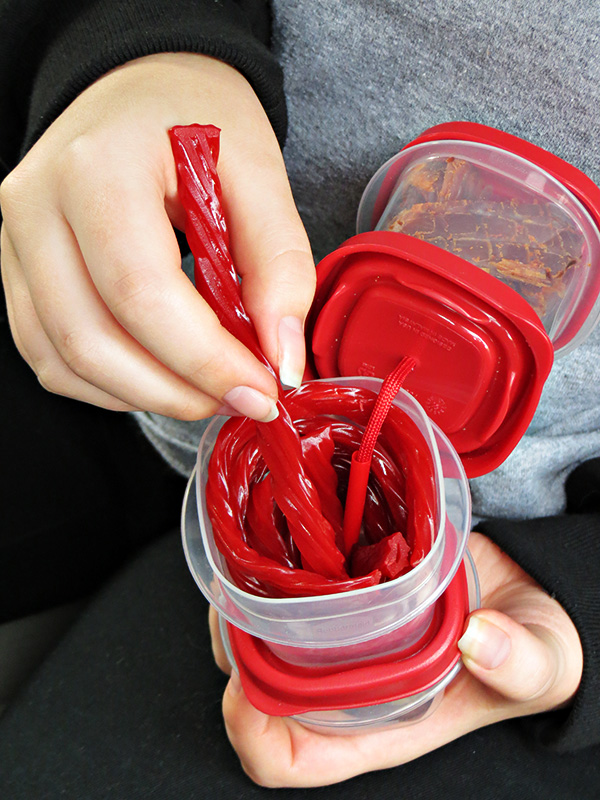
[458,615,511,670]
[214,404,243,417]
[223,386,279,422]
[228,671,242,696]
[278,316,305,388]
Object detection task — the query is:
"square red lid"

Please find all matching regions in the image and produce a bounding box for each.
[307,231,554,478]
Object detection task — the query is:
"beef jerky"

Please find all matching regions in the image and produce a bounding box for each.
[386,159,583,321]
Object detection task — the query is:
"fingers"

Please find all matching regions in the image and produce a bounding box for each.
[219,128,316,388]
[222,672,482,788]
[57,158,279,413]
[222,674,279,787]
[458,604,583,712]
[1,53,311,415]
[461,531,583,714]
[208,607,232,676]
[2,226,138,410]
[2,158,280,419]
[4,212,224,418]
[220,531,585,789]
[221,614,582,790]
[222,675,328,789]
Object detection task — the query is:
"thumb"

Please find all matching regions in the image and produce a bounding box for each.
[458,608,581,710]
[222,671,295,788]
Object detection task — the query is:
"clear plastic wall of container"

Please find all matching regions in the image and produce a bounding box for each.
[357,140,600,356]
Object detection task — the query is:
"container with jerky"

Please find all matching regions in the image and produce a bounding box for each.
[356,123,600,356]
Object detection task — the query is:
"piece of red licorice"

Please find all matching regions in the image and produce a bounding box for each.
[342,356,417,556]
[170,124,438,598]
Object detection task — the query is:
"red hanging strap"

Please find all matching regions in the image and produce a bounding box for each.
[342,357,417,555]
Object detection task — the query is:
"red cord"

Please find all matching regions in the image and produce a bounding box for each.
[342,357,417,553]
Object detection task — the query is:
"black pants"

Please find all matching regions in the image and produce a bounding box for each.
[0,529,598,800]
[0,316,185,622]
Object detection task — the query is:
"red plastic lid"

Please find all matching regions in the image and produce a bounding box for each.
[305,122,600,476]
[306,231,554,478]
[228,560,470,716]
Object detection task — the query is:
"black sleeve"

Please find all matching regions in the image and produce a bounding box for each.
[477,456,600,753]
[0,0,287,180]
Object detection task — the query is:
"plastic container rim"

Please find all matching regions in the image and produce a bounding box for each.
[180,383,472,634]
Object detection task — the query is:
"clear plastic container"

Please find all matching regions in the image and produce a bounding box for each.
[181,377,472,661]
[356,140,600,356]
[218,549,480,734]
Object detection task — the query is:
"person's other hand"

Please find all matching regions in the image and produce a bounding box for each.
[213,532,583,787]
[0,53,314,420]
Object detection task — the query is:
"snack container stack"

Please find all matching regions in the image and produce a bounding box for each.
[182,377,479,732]
[183,123,600,733]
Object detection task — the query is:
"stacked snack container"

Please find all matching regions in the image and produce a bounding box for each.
[182,122,600,732]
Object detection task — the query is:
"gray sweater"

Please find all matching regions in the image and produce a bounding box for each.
[135,0,600,523]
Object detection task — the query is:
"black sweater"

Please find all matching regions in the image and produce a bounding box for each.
[0,0,287,176]
[0,0,599,779]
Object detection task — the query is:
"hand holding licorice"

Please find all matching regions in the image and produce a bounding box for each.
[0,53,314,418]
